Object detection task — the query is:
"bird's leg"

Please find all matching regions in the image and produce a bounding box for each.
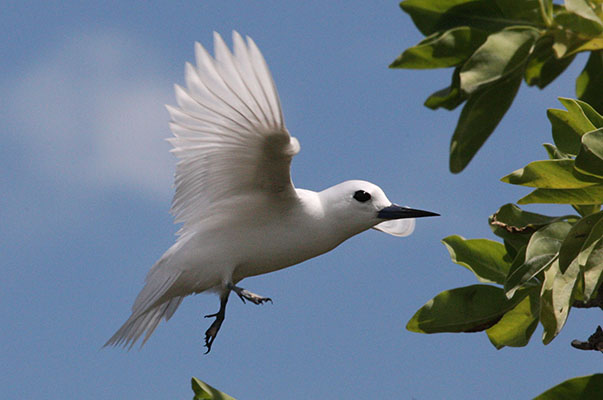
[203,284,272,353]
[229,283,272,305]
[203,290,229,354]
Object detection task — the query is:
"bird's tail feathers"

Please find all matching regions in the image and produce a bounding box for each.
[104,295,184,349]
[105,256,184,349]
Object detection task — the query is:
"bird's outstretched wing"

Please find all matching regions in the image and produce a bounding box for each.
[167,31,300,234]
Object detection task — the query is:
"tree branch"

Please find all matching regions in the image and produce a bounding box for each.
[571,326,603,353]
[572,288,603,310]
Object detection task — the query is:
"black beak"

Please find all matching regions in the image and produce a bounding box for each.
[377,204,439,220]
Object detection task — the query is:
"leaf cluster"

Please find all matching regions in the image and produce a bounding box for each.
[407,99,603,348]
[391,0,603,173]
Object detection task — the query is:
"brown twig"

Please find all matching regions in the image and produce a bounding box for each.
[571,326,603,353]
[572,288,603,310]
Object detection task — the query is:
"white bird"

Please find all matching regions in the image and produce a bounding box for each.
[105,32,438,353]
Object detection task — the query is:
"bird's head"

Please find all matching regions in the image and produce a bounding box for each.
[320,180,438,238]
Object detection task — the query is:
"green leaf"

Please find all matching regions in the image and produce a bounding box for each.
[564,0,603,33]
[540,257,581,344]
[547,97,598,155]
[407,284,524,333]
[502,159,601,188]
[486,288,539,348]
[574,99,603,127]
[576,51,603,113]
[518,185,603,204]
[391,27,488,69]
[442,235,511,284]
[504,221,573,298]
[495,0,543,23]
[525,36,575,89]
[543,143,572,159]
[572,203,602,216]
[548,109,587,155]
[554,10,603,36]
[192,378,236,400]
[488,203,567,250]
[460,27,540,93]
[575,128,603,178]
[450,69,523,173]
[400,0,511,36]
[424,67,467,110]
[559,97,599,129]
[577,216,603,299]
[571,37,603,54]
[559,211,603,273]
[533,373,603,400]
[583,237,603,301]
[551,27,594,58]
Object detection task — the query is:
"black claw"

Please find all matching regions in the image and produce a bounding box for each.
[204,333,215,354]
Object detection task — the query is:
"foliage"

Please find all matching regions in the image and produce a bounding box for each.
[532,373,603,399]
[407,98,603,347]
[391,0,603,173]
[192,377,236,400]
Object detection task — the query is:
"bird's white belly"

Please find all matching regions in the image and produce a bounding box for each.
[177,210,342,288]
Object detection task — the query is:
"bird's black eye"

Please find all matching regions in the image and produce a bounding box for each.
[353,190,371,203]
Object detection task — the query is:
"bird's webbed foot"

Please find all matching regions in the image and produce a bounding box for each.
[230,284,272,305]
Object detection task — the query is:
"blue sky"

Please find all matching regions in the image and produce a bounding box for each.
[2,1,601,399]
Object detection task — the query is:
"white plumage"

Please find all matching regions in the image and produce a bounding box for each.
[105,32,437,351]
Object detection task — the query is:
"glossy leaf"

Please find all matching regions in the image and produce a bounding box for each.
[558,211,603,273]
[583,238,603,301]
[495,0,543,23]
[504,221,573,297]
[548,109,585,155]
[391,27,488,69]
[518,185,603,204]
[192,378,236,400]
[407,285,524,333]
[564,0,603,33]
[501,159,601,188]
[450,69,522,173]
[486,288,539,349]
[576,51,603,113]
[543,143,572,160]
[489,203,565,250]
[574,99,603,127]
[540,257,580,344]
[577,217,603,299]
[547,97,598,155]
[554,10,603,36]
[459,27,539,94]
[551,26,594,58]
[572,203,602,216]
[400,0,510,36]
[442,235,511,284]
[424,67,467,110]
[525,36,575,88]
[575,128,603,178]
[533,373,603,400]
[559,97,600,128]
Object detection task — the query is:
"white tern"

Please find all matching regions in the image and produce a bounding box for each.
[105,32,438,353]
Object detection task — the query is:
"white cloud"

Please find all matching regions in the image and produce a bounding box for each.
[8,30,175,199]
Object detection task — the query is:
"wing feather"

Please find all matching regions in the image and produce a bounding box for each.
[168,32,300,235]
